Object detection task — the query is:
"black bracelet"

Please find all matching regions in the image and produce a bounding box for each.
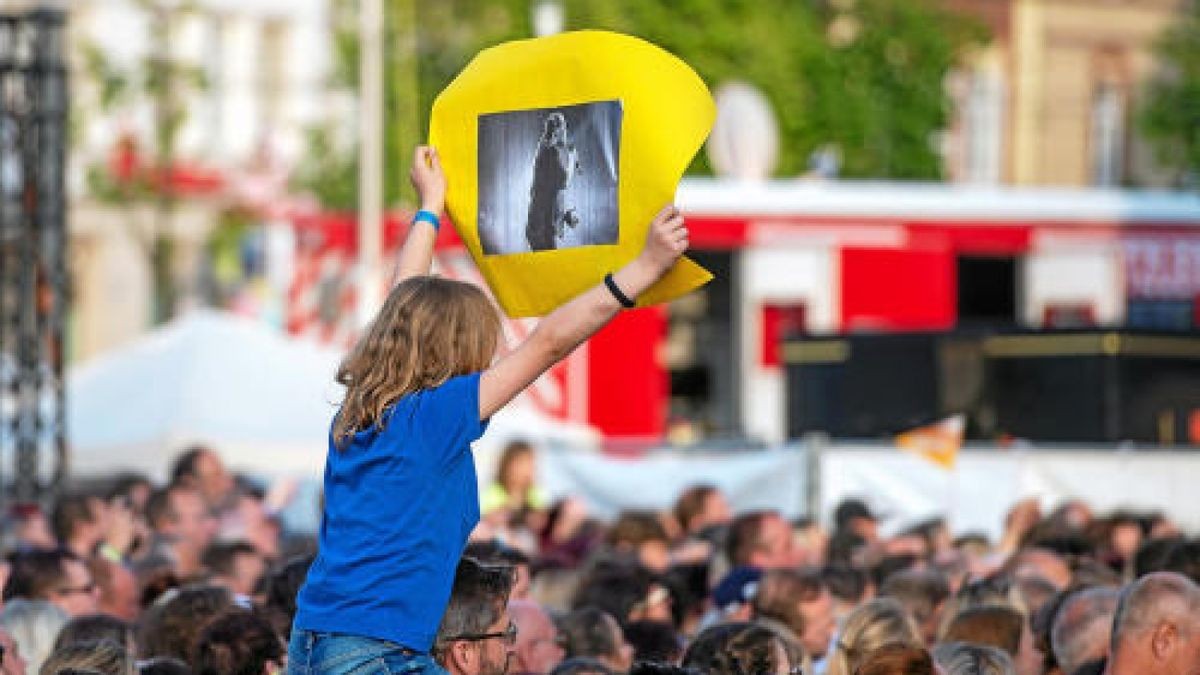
[604,273,636,309]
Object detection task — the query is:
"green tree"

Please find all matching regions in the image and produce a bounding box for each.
[563,0,984,179]
[1142,3,1200,185]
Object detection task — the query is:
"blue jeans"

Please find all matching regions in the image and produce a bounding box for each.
[287,629,448,675]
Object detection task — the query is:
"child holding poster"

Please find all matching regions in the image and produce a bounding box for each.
[288,145,689,675]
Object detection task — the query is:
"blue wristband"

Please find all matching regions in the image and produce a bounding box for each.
[413,209,440,231]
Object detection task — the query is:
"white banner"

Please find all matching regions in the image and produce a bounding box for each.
[819,446,1200,541]
[537,446,808,521]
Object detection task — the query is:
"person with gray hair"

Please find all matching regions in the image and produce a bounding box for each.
[0,600,68,674]
[1108,571,1200,675]
[1049,587,1119,675]
[932,642,1016,675]
[434,558,516,675]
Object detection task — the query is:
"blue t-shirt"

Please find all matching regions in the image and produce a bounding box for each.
[294,372,487,651]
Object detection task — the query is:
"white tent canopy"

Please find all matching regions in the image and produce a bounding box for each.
[67,310,598,481]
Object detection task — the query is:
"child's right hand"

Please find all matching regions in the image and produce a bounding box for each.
[410,145,446,213]
[639,205,689,276]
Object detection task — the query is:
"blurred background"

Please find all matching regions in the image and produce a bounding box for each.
[0,0,1198,535]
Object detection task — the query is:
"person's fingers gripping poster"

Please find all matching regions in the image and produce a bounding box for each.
[430,30,716,318]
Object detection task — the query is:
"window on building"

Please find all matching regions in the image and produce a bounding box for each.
[965,66,1004,184]
[1091,83,1125,187]
[260,18,288,133]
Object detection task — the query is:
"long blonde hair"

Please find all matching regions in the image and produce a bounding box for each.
[333,276,500,448]
[827,598,923,675]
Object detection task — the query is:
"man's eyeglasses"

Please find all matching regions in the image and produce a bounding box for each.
[448,622,517,647]
[55,583,96,596]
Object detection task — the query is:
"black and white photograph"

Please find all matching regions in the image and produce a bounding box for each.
[477,100,622,255]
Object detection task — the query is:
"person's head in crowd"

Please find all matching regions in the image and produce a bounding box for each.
[573,562,672,626]
[434,558,516,675]
[494,441,538,502]
[1049,586,1118,675]
[138,585,234,662]
[706,623,794,675]
[201,542,265,601]
[1012,575,1059,622]
[465,542,533,601]
[51,494,108,560]
[752,568,836,660]
[5,550,98,617]
[223,489,281,563]
[826,530,869,568]
[1132,536,1183,578]
[260,555,311,642]
[52,615,134,656]
[1160,539,1200,585]
[0,600,68,674]
[191,609,283,675]
[879,570,950,646]
[870,555,921,591]
[834,499,879,543]
[941,606,1041,675]
[1046,500,1093,533]
[556,608,633,674]
[1096,511,1143,567]
[932,643,1015,675]
[825,598,922,675]
[680,623,742,673]
[908,518,953,558]
[673,486,731,537]
[854,643,936,675]
[1107,571,1200,675]
[711,567,762,623]
[87,559,138,623]
[726,511,802,570]
[1008,549,1070,592]
[548,658,616,675]
[0,626,26,675]
[145,486,218,578]
[105,474,153,516]
[3,505,56,553]
[607,513,671,573]
[939,576,1022,636]
[623,621,681,665]
[821,565,874,622]
[135,658,191,675]
[170,447,234,512]
[38,639,133,675]
[509,600,564,675]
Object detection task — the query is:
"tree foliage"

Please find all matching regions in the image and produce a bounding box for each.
[1141,3,1200,185]
[293,0,985,209]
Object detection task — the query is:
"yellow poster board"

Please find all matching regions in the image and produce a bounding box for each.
[429,30,714,318]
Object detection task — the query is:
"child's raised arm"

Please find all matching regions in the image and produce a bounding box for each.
[395,146,446,283]
[479,205,689,420]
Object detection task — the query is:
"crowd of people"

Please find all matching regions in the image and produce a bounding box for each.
[0,441,1196,675]
[8,147,1194,675]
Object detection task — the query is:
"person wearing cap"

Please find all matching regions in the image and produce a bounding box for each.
[712,567,762,623]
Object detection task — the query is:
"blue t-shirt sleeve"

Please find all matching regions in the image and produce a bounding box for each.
[420,371,487,462]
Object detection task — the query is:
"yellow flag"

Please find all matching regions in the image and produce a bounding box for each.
[429,30,714,317]
[896,415,965,470]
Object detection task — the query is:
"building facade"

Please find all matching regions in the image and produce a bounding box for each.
[946,0,1187,187]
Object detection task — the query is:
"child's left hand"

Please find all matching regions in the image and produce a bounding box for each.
[410,145,446,214]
